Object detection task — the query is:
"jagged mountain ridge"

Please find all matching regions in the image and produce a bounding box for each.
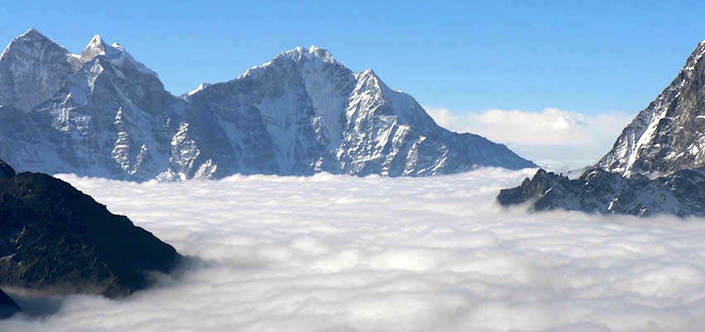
[598,41,705,177]
[0,29,535,180]
[497,167,705,217]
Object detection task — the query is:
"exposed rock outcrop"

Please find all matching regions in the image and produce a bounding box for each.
[0,160,180,297]
[498,167,705,217]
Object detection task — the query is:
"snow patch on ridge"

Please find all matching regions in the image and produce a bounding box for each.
[187,83,211,96]
[80,34,159,78]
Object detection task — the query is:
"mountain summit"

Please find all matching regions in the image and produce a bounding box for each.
[0,28,80,111]
[0,30,535,180]
[80,34,158,77]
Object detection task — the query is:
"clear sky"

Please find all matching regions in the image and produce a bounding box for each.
[2,0,705,114]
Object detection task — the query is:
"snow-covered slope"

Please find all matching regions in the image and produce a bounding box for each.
[598,41,705,177]
[0,30,535,180]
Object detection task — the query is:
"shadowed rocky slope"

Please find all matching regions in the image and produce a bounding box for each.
[497,168,705,217]
[0,289,19,318]
[0,160,180,298]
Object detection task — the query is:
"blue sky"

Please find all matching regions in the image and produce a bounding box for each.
[2,1,705,114]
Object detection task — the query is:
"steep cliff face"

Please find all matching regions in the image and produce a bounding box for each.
[498,40,705,218]
[0,30,535,180]
[598,41,705,177]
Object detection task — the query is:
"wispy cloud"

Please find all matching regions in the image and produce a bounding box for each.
[3,171,705,331]
[427,107,633,170]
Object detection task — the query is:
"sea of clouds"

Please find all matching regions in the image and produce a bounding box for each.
[3,168,705,331]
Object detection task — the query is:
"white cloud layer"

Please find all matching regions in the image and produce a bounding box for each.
[427,107,633,170]
[3,171,705,331]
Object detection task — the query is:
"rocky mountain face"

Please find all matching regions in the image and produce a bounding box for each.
[497,168,705,217]
[0,160,181,298]
[498,41,705,217]
[598,41,705,177]
[0,29,535,181]
[0,29,80,112]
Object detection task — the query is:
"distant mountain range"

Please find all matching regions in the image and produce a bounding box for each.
[0,29,535,181]
[499,40,705,217]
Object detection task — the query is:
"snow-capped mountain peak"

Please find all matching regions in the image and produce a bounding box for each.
[0,28,79,111]
[355,69,386,91]
[681,40,705,73]
[17,28,47,41]
[358,68,376,77]
[0,33,535,180]
[240,45,341,80]
[279,45,337,63]
[81,34,105,55]
[1,28,68,60]
[80,34,158,77]
[306,45,336,63]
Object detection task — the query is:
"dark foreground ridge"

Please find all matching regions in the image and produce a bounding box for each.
[0,160,14,179]
[497,168,705,217]
[0,289,19,318]
[0,160,181,300]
